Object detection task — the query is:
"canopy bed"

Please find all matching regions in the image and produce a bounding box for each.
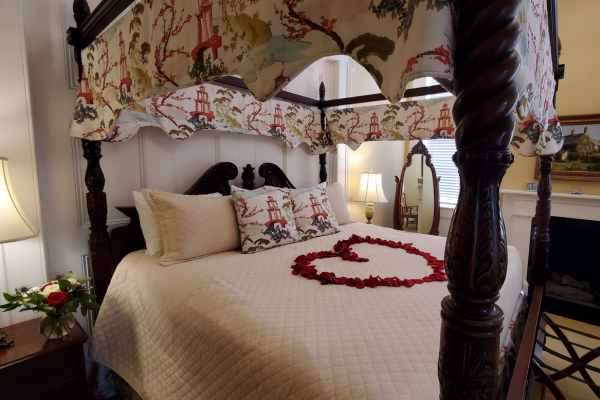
[65,0,566,398]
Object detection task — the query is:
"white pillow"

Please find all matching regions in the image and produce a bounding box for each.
[133,191,222,256]
[230,185,267,193]
[325,182,355,225]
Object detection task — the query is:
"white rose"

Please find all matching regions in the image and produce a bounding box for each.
[68,278,77,285]
[42,284,60,298]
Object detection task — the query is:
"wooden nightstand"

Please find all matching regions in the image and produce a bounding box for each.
[0,317,88,400]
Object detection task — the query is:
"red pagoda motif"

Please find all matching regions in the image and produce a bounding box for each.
[190,86,215,121]
[77,68,93,105]
[432,103,455,138]
[269,104,286,132]
[192,0,222,62]
[368,112,383,140]
[119,31,132,95]
[265,196,288,228]
[309,194,328,221]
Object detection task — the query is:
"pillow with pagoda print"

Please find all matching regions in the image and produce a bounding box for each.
[232,190,301,253]
[289,186,341,241]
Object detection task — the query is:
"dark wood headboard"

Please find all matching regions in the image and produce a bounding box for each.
[94,161,297,304]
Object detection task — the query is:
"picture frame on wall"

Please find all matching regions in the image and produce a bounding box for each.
[536,114,600,182]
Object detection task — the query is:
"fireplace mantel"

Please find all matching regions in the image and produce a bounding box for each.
[501,189,600,290]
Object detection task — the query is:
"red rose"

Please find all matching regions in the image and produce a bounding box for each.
[46,291,71,306]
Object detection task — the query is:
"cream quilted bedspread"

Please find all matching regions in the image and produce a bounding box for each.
[90,223,524,400]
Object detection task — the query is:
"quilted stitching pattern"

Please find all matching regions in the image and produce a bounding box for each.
[90,223,523,399]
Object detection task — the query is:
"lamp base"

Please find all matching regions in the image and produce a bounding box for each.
[0,328,14,348]
[365,202,374,224]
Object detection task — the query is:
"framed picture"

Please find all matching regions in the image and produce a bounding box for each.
[535,114,600,182]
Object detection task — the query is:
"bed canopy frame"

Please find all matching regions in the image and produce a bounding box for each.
[66,0,564,398]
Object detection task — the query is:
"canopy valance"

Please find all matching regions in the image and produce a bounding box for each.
[70,0,561,157]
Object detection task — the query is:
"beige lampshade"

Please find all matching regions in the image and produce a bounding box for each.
[0,158,38,244]
[354,172,388,203]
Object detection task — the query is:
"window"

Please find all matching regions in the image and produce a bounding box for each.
[424,140,460,207]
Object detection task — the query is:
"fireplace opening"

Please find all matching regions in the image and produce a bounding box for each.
[531,216,600,325]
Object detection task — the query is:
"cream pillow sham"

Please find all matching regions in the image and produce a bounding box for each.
[141,190,238,265]
[325,182,355,225]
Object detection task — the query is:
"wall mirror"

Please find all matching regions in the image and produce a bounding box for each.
[393,140,440,235]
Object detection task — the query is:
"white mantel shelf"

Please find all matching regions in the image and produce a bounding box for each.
[501,189,600,290]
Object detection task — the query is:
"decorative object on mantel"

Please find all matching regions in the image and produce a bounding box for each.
[1,272,99,339]
[354,172,388,224]
[526,181,538,192]
[570,190,582,195]
[0,157,40,348]
[535,114,600,182]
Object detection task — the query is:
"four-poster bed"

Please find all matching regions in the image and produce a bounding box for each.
[65,0,566,398]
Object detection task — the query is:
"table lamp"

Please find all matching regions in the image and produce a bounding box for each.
[354,172,388,224]
[0,157,39,348]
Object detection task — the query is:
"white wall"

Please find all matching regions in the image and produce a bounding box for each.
[0,0,47,327]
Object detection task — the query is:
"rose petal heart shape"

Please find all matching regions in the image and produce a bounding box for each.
[291,234,447,289]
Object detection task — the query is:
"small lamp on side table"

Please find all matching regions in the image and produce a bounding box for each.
[354,172,388,224]
[0,157,39,348]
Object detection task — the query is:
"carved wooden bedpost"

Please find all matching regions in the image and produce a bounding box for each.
[438,1,522,398]
[527,155,553,291]
[318,82,328,184]
[82,140,112,303]
[66,0,90,81]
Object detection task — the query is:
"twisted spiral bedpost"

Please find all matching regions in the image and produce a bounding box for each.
[438,0,522,398]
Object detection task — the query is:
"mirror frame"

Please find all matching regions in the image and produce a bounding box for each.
[393,140,441,235]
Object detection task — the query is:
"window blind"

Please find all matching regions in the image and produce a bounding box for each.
[424,140,460,207]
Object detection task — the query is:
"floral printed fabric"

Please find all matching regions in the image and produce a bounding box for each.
[327,96,563,156]
[69,0,560,157]
[289,186,340,241]
[232,189,300,253]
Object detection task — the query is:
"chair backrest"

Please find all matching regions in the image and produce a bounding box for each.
[401,193,409,211]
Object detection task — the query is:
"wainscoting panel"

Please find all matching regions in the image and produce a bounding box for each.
[73,129,329,229]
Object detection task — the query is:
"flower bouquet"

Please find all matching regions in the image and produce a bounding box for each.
[1,272,100,339]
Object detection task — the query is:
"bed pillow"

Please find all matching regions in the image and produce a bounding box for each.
[134,191,222,256]
[134,191,163,256]
[230,185,267,193]
[142,190,237,265]
[262,182,326,193]
[325,182,355,225]
[232,190,300,253]
[289,186,341,241]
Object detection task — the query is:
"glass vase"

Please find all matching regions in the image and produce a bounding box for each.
[39,313,76,339]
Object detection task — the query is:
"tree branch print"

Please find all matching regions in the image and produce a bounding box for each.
[275,0,344,51]
[400,44,452,82]
[402,103,434,139]
[151,0,192,87]
[240,102,271,134]
[89,38,119,114]
[346,111,367,143]
[148,91,193,127]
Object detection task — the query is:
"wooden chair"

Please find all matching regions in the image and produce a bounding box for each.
[401,193,419,227]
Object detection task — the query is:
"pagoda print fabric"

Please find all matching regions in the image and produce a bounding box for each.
[290,186,340,241]
[232,190,300,254]
[69,0,561,157]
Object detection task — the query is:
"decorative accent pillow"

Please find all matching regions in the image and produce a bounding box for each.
[325,182,355,225]
[142,190,237,265]
[289,186,341,241]
[134,191,222,256]
[230,185,267,193]
[232,190,300,253]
